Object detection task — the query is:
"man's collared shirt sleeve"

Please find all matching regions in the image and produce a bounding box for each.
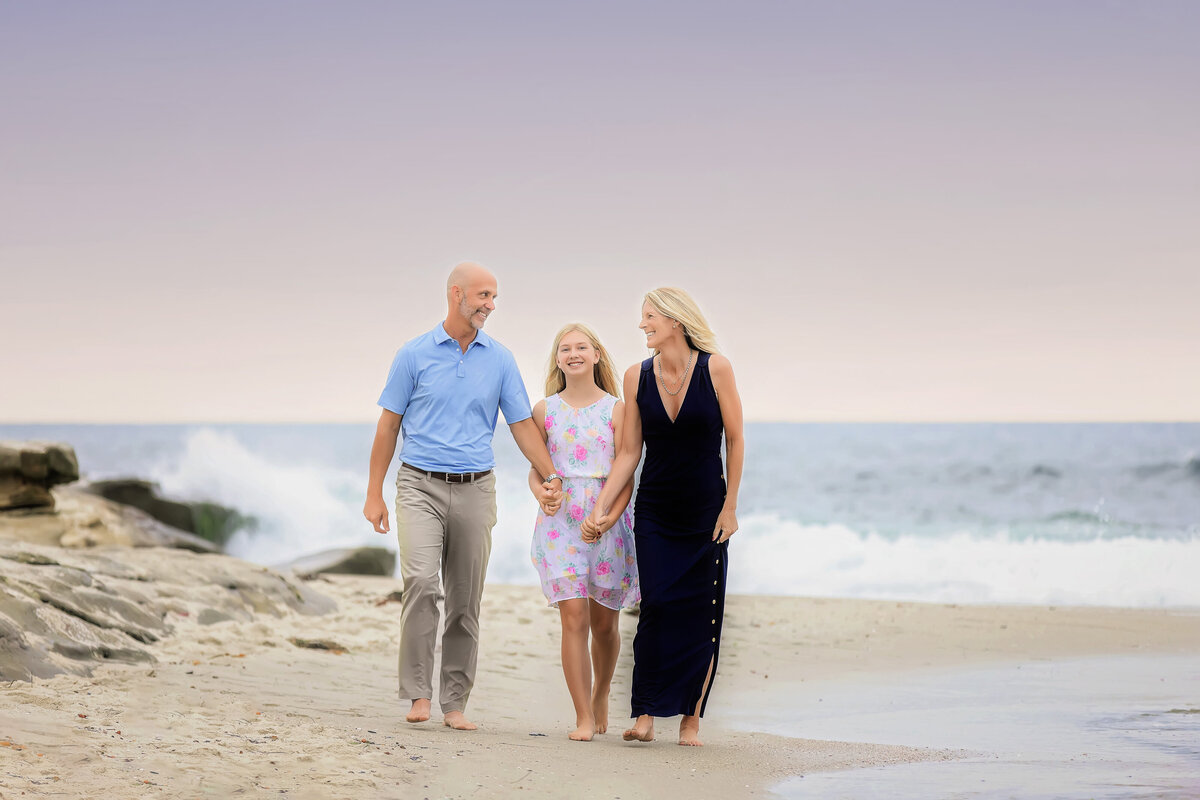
[498,348,533,424]
[377,345,416,416]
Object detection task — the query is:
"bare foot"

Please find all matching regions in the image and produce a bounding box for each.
[443,711,478,731]
[678,715,703,746]
[591,687,610,734]
[406,699,431,723]
[569,719,596,742]
[622,715,654,742]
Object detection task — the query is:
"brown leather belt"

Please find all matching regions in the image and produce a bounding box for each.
[402,462,492,484]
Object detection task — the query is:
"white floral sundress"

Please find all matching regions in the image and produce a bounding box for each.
[530,393,640,609]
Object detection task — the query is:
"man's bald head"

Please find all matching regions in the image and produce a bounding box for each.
[447,261,494,294]
[445,261,499,333]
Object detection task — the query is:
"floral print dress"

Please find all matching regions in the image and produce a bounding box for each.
[531,393,640,609]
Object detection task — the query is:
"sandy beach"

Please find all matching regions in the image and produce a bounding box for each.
[3,555,1198,800]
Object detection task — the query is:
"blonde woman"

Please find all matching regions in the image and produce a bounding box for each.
[528,323,640,741]
[585,288,744,746]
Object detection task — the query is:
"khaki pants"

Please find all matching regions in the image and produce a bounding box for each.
[394,467,497,713]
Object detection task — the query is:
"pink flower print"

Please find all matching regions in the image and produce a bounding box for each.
[574,444,588,462]
[596,561,611,576]
[566,565,577,576]
[569,504,584,522]
[544,414,555,430]
[547,529,560,540]
[575,582,587,596]
[600,589,612,600]
[563,427,576,443]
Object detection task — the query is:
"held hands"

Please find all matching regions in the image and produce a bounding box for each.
[364,495,390,534]
[537,479,563,517]
[712,506,738,543]
[581,506,612,544]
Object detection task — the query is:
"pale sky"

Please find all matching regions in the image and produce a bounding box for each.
[2,1,1198,422]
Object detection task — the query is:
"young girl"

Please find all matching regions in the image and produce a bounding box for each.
[529,323,640,742]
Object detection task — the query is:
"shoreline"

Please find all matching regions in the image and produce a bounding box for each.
[2,578,1198,798]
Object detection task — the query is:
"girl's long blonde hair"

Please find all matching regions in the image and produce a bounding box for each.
[544,322,622,398]
[644,287,719,355]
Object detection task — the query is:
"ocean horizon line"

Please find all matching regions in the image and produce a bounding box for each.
[5,418,1200,427]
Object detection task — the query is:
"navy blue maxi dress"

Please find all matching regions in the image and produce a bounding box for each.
[631,351,728,718]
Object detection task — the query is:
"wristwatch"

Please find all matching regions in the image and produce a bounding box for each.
[545,472,562,483]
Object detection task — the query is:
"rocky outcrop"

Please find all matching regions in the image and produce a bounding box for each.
[80,479,254,548]
[0,488,220,553]
[0,540,336,682]
[0,442,340,683]
[0,442,80,510]
[280,546,397,579]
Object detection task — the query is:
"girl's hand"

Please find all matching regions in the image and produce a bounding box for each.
[712,507,738,543]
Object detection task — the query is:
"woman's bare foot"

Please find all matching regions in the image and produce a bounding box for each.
[678,715,703,746]
[569,718,596,742]
[591,687,610,734]
[406,699,431,723]
[622,715,654,742]
[443,711,477,731]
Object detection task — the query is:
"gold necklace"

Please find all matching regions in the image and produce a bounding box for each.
[656,350,695,396]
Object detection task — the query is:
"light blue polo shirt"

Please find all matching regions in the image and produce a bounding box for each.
[377,324,532,472]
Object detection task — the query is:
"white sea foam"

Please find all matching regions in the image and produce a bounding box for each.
[148,428,371,567]
[724,515,1200,608]
[141,428,1200,608]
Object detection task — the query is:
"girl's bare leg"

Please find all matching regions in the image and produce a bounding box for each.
[558,598,595,741]
[587,600,621,734]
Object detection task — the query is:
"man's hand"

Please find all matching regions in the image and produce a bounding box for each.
[364,495,390,534]
[537,480,563,516]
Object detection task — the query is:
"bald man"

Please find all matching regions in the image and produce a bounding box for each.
[364,262,562,730]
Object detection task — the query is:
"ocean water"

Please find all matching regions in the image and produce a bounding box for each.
[2,423,1197,608]
[734,654,1200,799]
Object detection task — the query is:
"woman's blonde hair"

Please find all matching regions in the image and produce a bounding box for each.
[544,322,622,398]
[644,287,719,355]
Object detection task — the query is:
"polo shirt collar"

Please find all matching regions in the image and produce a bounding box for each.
[434,324,493,348]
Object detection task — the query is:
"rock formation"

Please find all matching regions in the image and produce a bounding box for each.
[0,441,80,510]
[0,540,336,682]
[80,479,254,548]
[279,546,397,579]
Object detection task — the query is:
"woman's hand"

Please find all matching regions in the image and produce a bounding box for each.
[712,506,738,543]
[581,507,609,543]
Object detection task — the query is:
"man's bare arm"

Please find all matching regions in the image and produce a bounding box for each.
[510,417,563,505]
[364,409,402,534]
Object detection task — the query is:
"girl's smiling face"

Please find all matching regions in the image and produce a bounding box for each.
[556,330,599,378]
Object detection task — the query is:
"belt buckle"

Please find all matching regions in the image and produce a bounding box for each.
[446,471,469,484]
